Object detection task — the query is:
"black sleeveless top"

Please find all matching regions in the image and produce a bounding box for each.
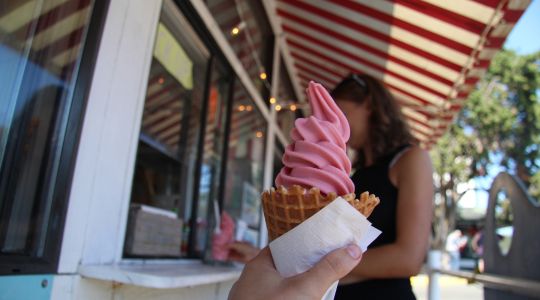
[335,145,416,300]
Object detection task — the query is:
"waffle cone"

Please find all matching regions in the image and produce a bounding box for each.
[262,185,380,241]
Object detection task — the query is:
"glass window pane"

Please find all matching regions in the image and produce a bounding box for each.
[222,80,267,247]
[194,62,231,256]
[124,8,211,258]
[0,0,94,257]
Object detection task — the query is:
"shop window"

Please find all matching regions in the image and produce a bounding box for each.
[124,4,234,259]
[221,80,267,247]
[0,0,105,274]
[124,0,271,260]
[192,62,232,257]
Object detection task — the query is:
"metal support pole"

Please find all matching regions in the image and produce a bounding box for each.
[428,250,442,300]
[260,36,281,248]
[261,0,304,104]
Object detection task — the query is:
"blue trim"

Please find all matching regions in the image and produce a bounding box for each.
[0,275,53,300]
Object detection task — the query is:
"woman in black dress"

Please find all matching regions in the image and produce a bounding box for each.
[332,74,434,300]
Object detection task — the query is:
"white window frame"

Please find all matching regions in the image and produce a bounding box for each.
[58,0,163,273]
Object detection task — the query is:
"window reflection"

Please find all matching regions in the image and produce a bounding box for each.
[0,0,94,258]
[194,63,231,256]
[125,12,210,258]
[222,80,266,246]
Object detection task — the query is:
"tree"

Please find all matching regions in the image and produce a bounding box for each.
[465,49,540,197]
[430,49,540,249]
[430,122,480,249]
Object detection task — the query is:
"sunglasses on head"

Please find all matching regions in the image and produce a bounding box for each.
[333,73,369,96]
[347,74,367,89]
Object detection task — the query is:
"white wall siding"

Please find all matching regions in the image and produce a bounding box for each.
[51,276,234,300]
[58,0,162,273]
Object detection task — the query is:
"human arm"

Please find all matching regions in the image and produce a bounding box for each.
[228,244,362,300]
[471,232,481,252]
[228,241,260,263]
[341,146,433,282]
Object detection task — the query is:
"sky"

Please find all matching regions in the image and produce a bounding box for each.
[503,0,540,54]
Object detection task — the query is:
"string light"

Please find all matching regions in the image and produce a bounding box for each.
[290,104,297,111]
[230,21,245,36]
[256,131,263,138]
[275,104,282,111]
[245,105,253,111]
[232,1,271,91]
[269,97,276,104]
[238,105,246,111]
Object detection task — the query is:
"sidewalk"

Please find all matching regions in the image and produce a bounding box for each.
[411,274,483,300]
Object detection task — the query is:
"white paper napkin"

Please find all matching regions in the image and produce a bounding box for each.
[268,197,381,300]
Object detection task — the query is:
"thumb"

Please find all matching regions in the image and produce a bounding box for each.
[295,244,362,292]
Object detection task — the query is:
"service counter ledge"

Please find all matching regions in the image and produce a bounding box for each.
[79,260,242,289]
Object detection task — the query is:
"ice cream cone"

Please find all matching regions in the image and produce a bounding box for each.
[262,185,380,240]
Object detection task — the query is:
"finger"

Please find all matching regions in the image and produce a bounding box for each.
[295,244,362,291]
[228,249,256,264]
[227,242,253,252]
[228,252,247,263]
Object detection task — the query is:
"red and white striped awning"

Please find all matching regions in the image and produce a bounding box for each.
[272,0,531,147]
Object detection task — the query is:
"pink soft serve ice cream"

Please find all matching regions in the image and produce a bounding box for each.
[275,81,354,196]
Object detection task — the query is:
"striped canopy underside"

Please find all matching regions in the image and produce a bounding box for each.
[274,0,530,148]
[1,0,530,149]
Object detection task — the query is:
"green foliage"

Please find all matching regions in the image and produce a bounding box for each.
[471,49,540,198]
[432,49,540,200]
[495,194,514,227]
[431,123,476,186]
[429,50,539,248]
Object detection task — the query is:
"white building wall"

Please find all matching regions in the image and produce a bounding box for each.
[52,0,283,298]
[58,0,161,273]
[51,276,113,300]
[50,0,237,298]
[51,275,235,300]
[110,280,235,300]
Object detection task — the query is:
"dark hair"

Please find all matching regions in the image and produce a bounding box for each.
[331,74,415,166]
